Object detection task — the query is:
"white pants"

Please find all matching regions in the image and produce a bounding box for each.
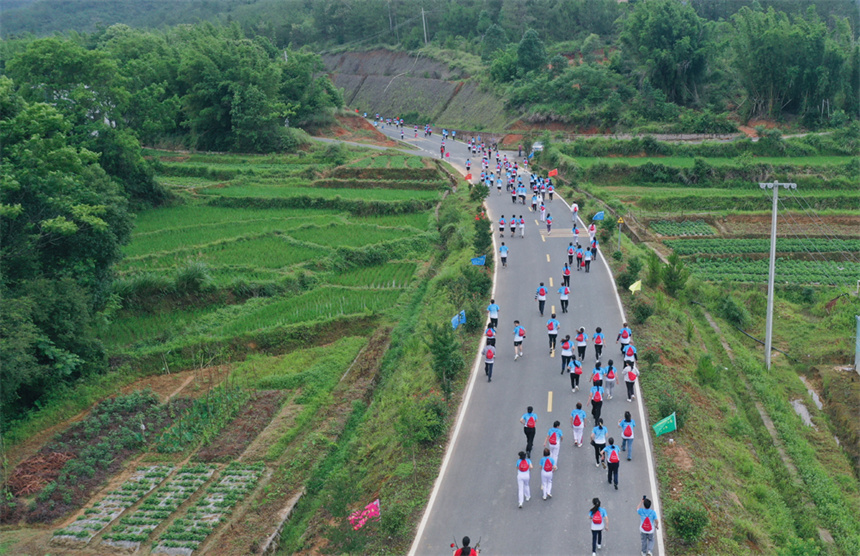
[519,226,524,237]
[548,441,560,464]
[517,471,531,505]
[541,470,553,498]
[572,425,584,446]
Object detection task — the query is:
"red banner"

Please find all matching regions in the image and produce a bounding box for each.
[548,168,558,177]
[464,173,472,181]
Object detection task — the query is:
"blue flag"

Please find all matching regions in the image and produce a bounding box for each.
[459,310,466,325]
[528,152,534,159]
[451,314,460,330]
[593,211,605,221]
[471,255,486,266]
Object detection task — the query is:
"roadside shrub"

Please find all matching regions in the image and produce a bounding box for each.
[654,382,690,429]
[425,323,465,400]
[667,498,709,544]
[662,253,690,297]
[717,295,751,328]
[463,298,485,333]
[631,300,654,324]
[694,355,720,387]
[641,349,660,371]
[617,256,642,290]
[472,215,493,256]
[469,183,490,202]
[644,252,662,287]
[612,251,623,261]
[462,266,492,298]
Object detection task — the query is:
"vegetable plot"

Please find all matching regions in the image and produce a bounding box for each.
[153,463,265,555]
[649,220,715,236]
[101,464,217,550]
[665,238,860,256]
[51,465,173,546]
[686,258,860,285]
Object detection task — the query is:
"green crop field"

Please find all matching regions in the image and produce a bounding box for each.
[569,155,854,168]
[98,306,224,348]
[685,258,860,285]
[665,238,860,255]
[131,206,341,235]
[650,220,715,236]
[216,287,404,336]
[350,211,432,230]
[288,224,419,248]
[326,262,417,288]
[204,184,441,201]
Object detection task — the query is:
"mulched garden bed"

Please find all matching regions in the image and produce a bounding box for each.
[195,391,284,462]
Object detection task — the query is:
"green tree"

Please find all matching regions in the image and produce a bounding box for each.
[549,54,568,78]
[1,80,131,415]
[622,0,708,105]
[662,252,691,297]
[517,29,547,74]
[482,23,507,62]
[425,323,465,400]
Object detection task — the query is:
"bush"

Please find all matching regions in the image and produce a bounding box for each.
[645,252,663,287]
[667,498,709,544]
[694,355,720,387]
[617,256,642,290]
[472,215,493,256]
[662,253,690,297]
[717,295,751,329]
[631,300,654,324]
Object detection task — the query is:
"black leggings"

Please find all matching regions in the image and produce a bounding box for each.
[578,346,587,359]
[561,354,571,374]
[548,334,557,350]
[593,441,605,465]
[591,400,603,422]
[569,373,580,389]
[591,530,603,552]
[626,381,635,400]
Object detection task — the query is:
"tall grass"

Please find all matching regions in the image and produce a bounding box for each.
[326,262,416,288]
[205,184,441,201]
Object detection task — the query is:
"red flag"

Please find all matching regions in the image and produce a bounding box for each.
[548,168,558,177]
[464,173,472,181]
[445,152,450,157]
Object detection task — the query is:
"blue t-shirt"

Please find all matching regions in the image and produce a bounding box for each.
[590,386,605,401]
[590,507,608,530]
[638,508,658,533]
[571,409,587,427]
[592,426,608,444]
[593,332,605,345]
[522,412,537,428]
[499,245,509,257]
[558,286,569,298]
[547,427,563,444]
[539,456,556,472]
[546,319,559,333]
[487,303,500,317]
[513,325,526,341]
[602,444,621,463]
[620,419,636,438]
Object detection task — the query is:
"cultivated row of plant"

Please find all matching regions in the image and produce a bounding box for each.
[686,258,860,285]
[665,238,860,255]
[102,464,217,549]
[156,384,250,453]
[638,193,860,212]
[345,155,427,170]
[153,463,265,554]
[51,465,173,545]
[650,220,715,236]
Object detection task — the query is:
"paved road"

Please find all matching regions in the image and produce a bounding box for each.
[370,123,664,556]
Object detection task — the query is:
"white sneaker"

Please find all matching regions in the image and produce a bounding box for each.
[514,354,519,361]
[597,544,602,549]
[596,462,600,467]
[525,497,530,501]
[608,395,612,400]
[518,503,522,508]
[542,494,547,500]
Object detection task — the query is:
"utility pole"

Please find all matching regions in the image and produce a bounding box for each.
[422,7,428,45]
[760,181,797,370]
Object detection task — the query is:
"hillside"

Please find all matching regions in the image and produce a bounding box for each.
[322,50,514,131]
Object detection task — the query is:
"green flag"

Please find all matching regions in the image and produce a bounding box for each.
[652,412,677,437]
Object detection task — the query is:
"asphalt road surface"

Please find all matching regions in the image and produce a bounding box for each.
[369,122,664,556]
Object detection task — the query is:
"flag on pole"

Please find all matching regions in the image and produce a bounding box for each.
[592,211,605,221]
[459,310,466,326]
[451,310,467,329]
[470,255,486,266]
[445,152,450,157]
[548,168,558,177]
[464,173,472,181]
[348,499,381,530]
[629,280,642,294]
[528,152,534,159]
[652,412,677,437]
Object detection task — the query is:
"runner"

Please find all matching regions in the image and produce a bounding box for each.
[499,215,506,237]
[558,283,570,314]
[520,406,538,458]
[575,327,588,360]
[482,343,495,382]
[576,243,584,271]
[562,262,572,287]
[546,213,553,235]
[546,313,560,355]
[637,497,659,556]
[499,242,508,268]
[485,323,496,346]
[535,283,548,316]
[539,448,557,500]
[543,421,563,465]
[518,215,526,238]
[486,299,500,329]
[513,320,526,360]
[617,322,632,354]
[593,327,605,360]
[560,335,573,374]
[571,402,587,447]
[588,381,605,422]
[618,411,636,461]
[604,359,618,400]
[584,246,593,273]
[515,451,532,509]
[589,498,609,556]
[601,437,621,490]
[568,356,583,391]
[623,363,638,402]
[567,242,575,265]
[590,419,608,467]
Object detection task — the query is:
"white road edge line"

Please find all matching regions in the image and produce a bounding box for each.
[408,182,497,556]
[556,193,666,556]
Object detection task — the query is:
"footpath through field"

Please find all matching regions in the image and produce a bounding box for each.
[366,123,665,556]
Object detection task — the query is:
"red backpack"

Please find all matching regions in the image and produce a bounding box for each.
[547,322,555,331]
[609,449,619,463]
[621,329,630,339]
[539,287,546,296]
[592,511,603,525]
[527,416,536,428]
[606,368,615,379]
[486,348,495,360]
[593,390,602,402]
[595,335,603,345]
[486,329,494,338]
[642,516,653,532]
[518,459,529,472]
[628,369,638,382]
[564,267,571,276]
[562,341,570,351]
[564,287,570,295]
[574,363,583,375]
[518,327,526,337]
[624,425,633,437]
[576,333,584,343]
[568,247,574,255]
[543,458,554,472]
[573,414,582,426]
[626,346,635,357]
[549,432,558,445]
